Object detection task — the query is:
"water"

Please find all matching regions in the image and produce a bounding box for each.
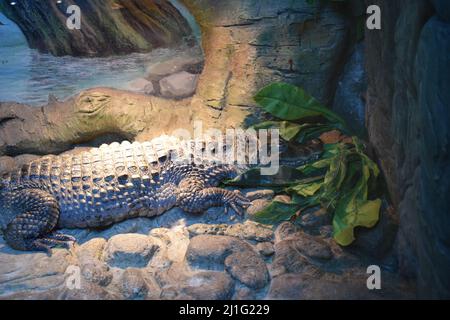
[0,12,199,106]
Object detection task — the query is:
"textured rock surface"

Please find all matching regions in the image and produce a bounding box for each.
[364,0,450,298]
[0,201,415,299]
[102,234,162,269]
[182,0,352,128]
[128,78,154,95]
[146,53,204,81]
[159,71,199,99]
[332,42,366,136]
[0,88,193,156]
[0,0,193,57]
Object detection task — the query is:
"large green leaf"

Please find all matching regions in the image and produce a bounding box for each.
[253,82,346,126]
[288,180,323,197]
[333,198,381,246]
[252,201,301,225]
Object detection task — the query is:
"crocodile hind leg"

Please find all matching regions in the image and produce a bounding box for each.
[176,177,251,215]
[3,189,75,253]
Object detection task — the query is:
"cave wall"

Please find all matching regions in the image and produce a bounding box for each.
[364,0,450,298]
[0,0,193,56]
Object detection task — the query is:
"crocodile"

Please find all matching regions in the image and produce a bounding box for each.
[0,135,322,253]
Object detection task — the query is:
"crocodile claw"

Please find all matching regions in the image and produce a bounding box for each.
[224,190,251,216]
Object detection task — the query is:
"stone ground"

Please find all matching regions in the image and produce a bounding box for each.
[0,189,416,300]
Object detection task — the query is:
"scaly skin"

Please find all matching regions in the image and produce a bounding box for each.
[0,137,250,253]
[0,136,322,253]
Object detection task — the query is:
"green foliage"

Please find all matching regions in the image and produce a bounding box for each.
[253,82,347,127]
[227,82,382,246]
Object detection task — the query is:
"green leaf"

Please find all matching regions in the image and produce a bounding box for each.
[333,198,381,246]
[253,82,347,126]
[251,121,280,130]
[288,180,323,197]
[252,201,301,225]
[295,123,338,143]
[280,121,303,141]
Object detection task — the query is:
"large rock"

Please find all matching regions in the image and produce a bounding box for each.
[186,235,270,289]
[187,220,273,242]
[224,251,269,289]
[119,268,161,300]
[267,270,415,300]
[0,0,193,57]
[102,234,162,269]
[431,0,450,22]
[159,71,199,99]
[364,0,450,298]
[128,78,154,95]
[332,43,366,136]
[182,0,351,129]
[180,271,235,300]
[146,54,204,81]
[415,16,450,298]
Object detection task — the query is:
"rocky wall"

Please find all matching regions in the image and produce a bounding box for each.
[0,0,193,56]
[364,0,450,298]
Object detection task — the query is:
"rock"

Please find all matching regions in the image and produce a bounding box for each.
[414,15,450,298]
[272,223,332,276]
[186,235,248,270]
[0,156,15,174]
[59,281,120,300]
[81,262,113,287]
[274,221,301,243]
[352,203,399,258]
[432,0,450,22]
[246,199,271,218]
[146,55,204,81]
[0,0,192,57]
[0,238,75,298]
[150,226,190,263]
[186,235,269,289]
[128,78,154,95]
[224,251,270,289]
[273,195,291,203]
[187,220,274,242]
[0,154,40,174]
[159,71,199,99]
[267,273,309,299]
[181,271,235,300]
[268,269,416,300]
[332,43,366,136]
[255,242,275,257]
[365,0,450,298]
[291,233,333,261]
[120,268,160,300]
[233,286,255,300]
[245,189,275,201]
[298,208,332,230]
[102,234,161,269]
[77,238,107,261]
[222,221,273,242]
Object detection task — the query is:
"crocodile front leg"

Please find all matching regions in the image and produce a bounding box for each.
[176,178,251,215]
[3,189,75,253]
